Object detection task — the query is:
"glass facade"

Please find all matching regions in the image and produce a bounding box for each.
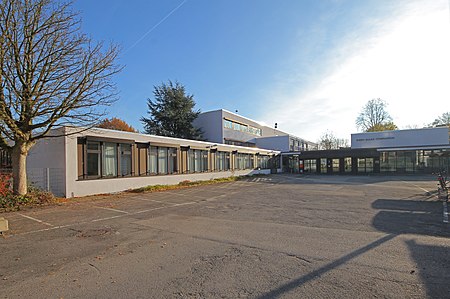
[257,155,270,169]
[304,159,317,173]
[235,153,253,170]
[216,151,230,171]
[187,149,208,173]
[379,150,449,174]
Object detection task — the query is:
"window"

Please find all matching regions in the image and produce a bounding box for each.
[257,155,269,169]
[148,146,158,175]
[320,158,327,173]
[168,148,177,174]
[358,158,374,173]
[86,141,101,178]
[216,151,230,171]
[304,159,317,173]
[194,150,201,172]
[102,143,117,177]
[224,119,232,129]
[223,119,262,136]
[344,157,352,173]
[202,151,209,172]
[332,159,339,173]
[187,149,208,173]
[158,147,168,174]
[120,144,132,176]
[380,152,396,172]
[234,153,253,170]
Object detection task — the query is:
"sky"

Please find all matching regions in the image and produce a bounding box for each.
[73,0,450,142]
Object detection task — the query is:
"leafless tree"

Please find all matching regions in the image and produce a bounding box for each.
[356,98,396,132]
[0,0,121,195]
[317,131,349,150]
[428,112,450,128]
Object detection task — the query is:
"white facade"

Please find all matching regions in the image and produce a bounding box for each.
[351,127,450,149]
[27,127,278,198]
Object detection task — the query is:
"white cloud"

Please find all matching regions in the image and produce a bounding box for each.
[262,0,450,142]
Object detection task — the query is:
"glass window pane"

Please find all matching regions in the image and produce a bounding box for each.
[103,143,117,177]
[120,144,132,176]
[87,153,99,177]
[158,147,167,174]
[148,146,158,174]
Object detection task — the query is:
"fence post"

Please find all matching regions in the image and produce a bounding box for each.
[46,168,50,192]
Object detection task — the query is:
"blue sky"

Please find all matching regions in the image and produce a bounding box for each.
[74,0,450,141]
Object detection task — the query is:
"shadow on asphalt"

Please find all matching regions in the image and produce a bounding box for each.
[372,198,450,238]
[256,234,398,299]
[245,173,437,186]
[256,190,449,298]
[406,240,450,298]
[372,198,450,298]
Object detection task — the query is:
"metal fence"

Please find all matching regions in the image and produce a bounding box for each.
[1,168,65,197]
[27,168,65,197]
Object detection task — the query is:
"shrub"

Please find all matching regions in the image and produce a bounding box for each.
[0,173,12,197]
[0,183,55,211]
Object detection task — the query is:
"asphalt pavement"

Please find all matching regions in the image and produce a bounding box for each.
[0,174,449,298]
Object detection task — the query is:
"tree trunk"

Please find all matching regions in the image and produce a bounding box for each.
[11,142,31,196]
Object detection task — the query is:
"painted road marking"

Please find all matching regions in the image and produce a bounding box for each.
[401,181,449,224]
[18,214,54,227]
[130,197,174,204]
[402,181,434,195]
[443,201,449,224]
[13,201,198,236]
[95,206,129,214]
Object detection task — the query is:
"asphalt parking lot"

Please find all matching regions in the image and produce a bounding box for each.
[1,174,449,298]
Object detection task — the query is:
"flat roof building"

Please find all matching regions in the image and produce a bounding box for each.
[193,109,317,151]
[282,126,450,175]
[0,127,279,198]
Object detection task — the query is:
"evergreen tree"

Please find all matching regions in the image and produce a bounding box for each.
[141,81,203,140]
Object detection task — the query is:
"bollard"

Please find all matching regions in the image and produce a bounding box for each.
[0,217,9,234]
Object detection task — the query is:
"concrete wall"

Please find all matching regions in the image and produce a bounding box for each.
[351,127,450,149]
[68,169,270,197]
[255,135,289,152]
[27,128,66,196]
[193,110,224,143]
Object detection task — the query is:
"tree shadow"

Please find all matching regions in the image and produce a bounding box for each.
[256,234,397,299]
[372,198,450,238]
[405,240,450,298]
[371,198,450,297]
[256,193,449,298]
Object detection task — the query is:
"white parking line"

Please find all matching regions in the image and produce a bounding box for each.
[443,201,449,224]
[14,201,198,236]
[95,206,129,214]
[401,181,449,224]
[401,181,433,195]
[18,213,54,227]
[130,196,179,205]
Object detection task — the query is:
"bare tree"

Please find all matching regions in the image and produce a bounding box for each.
[428,112,450,127]
[0,0,121,195]
[317,131,349,150]
[356,98,397,132]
